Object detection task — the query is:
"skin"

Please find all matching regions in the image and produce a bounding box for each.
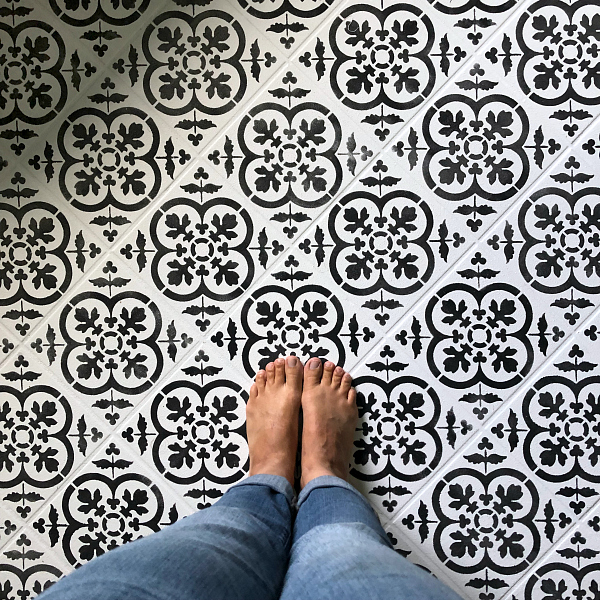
[247,356,358,488]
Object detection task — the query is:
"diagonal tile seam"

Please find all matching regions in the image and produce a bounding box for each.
[90,16,551,373]
[285,0,524,97]
[35,41,377,286]
[13,86,600,457]
[114,27,291,159]
[289,111,600,350]
[0,252,586,553]
[7,51,296,356]
[7,0,372,503]
[253,2,600,339]
[9,0,571,365]
[1,259,210,450]
[371,296,600,527]
[371,281,600,527]
[13,9,318,248]
[161,0,524,263]
[7,48,343,360]
[106,271,600,542]
[17,45,287,213]
[0,221,475,548]
[0,0,168,159]
[6,0,595,512]
[0,397,202,558]
[0,412,127,554]
[369,101,600,336]
[373,0,544,161]
[496,488,600,600]
[3,2,599,593]
[8,0,600,475]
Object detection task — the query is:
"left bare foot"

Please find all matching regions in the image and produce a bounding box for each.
[247,356,303,486]
[299,359,357,488]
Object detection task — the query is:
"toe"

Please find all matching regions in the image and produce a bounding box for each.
[332,366,344,387]
[348,387,357,404]
[266,362,275,384]
[249,382,258,400]
[322,361,335,384]
[304,357,322,386]
[285,355,303,388]
[341,372,352,393]
[274,357,286,385]
[256,370,266,391]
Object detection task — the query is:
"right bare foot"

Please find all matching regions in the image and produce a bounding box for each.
[300,358,358,488]
[247,356,303,487]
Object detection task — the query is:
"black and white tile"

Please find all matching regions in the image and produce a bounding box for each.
[1,0,600,597]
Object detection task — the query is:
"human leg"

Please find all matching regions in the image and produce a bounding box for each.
[279,359,462,600]
[282,476,462,600]
[39,357,304,600]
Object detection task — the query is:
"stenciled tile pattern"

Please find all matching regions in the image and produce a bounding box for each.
[1,0,600,598]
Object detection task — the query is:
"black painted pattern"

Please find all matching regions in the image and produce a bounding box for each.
[1,0,599,598]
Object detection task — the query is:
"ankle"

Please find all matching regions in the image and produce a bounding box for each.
[249,458,295,486]
[300,464,348,488]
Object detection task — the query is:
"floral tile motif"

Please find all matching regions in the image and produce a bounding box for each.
[508,501,600,600]
[1,0,600,597]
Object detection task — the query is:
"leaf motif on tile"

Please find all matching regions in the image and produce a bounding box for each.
[232,71,342,208]
[36,443,166,566]
[432,468,539,575]
[329,5,435,111]
[0,22,68,155]
[58,115,160,215]
[60,263,163,395]
[519,187,600,295]
[523,375,600,483]
[150,379,248,485]
[422,88,530,204]
[150,197,254,302]
[351,375,442,483]
[329,190,434,296]
[517,1,600,106]
[240,285,344,373]
[141,11,246,116]
[426,282,534,389]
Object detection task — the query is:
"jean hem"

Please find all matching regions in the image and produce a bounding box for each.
[233,474,297,507]
[297,476,367,508]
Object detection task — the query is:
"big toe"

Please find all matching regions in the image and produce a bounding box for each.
[304,357,323,387]
[284,355,303,389]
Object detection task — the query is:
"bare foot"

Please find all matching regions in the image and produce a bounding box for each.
[247,356,303,486]
[300,358,358,488]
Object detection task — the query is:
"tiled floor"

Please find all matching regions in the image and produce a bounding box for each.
[1,0,600,598]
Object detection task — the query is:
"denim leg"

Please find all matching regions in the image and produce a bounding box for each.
[280,476,463,600]
[38,475,295,600]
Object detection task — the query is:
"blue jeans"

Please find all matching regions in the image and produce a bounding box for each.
[38,476,461,600]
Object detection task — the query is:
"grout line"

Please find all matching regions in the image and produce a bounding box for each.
[2,0,600,591]
[497,496,600,600]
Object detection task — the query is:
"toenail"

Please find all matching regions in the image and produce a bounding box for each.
[276,357,284,365]
[266,363,274,370]
[309,358,320,369]
[287,356,297,367]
